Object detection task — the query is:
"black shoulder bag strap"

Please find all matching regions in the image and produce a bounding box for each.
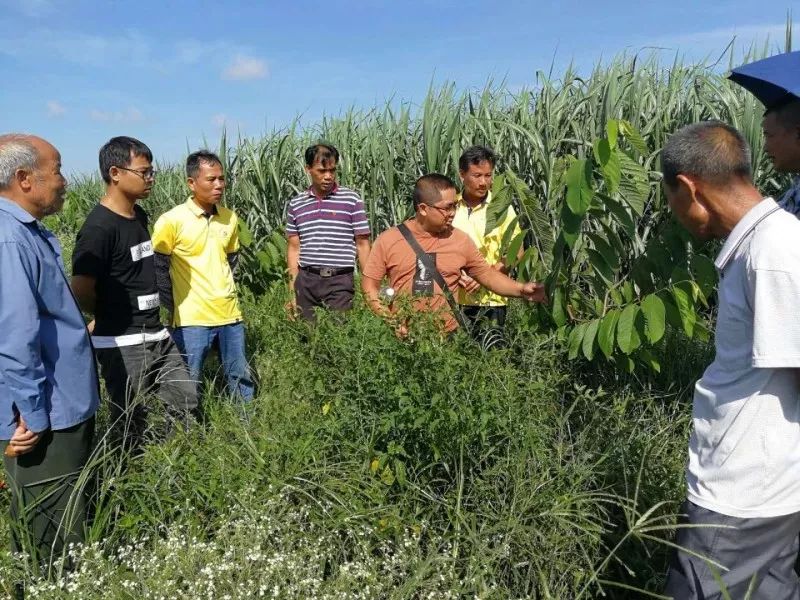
[397,223,471,334]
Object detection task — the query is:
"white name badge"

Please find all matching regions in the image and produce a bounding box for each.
[130,241,154,262]
[137,293,160,310]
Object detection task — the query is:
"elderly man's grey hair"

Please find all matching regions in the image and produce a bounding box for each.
[661,121,752,189]
[0,134,39,190]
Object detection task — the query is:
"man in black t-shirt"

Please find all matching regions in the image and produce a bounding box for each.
[71,137,197,450]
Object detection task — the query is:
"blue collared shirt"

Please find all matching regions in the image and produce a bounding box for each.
[0,197,99,439]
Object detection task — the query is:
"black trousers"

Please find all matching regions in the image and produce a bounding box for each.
[462,305,507,349]
[96,337,198,451]
[1,417,95,572]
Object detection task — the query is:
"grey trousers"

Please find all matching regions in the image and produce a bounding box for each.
[95,336,198,450]
[664,500,800,599]
[1,417,94,572]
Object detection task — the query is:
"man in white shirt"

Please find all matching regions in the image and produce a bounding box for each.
[662,121,800,599]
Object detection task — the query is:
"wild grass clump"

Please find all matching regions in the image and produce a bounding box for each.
[1,289,699,598]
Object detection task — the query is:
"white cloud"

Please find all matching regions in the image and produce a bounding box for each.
[46,100,66,117]
[89,107,144,123]
[222,54,269,81]
[212,114,227,127]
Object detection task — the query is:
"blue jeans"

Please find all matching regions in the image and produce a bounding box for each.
[172,322,254,401]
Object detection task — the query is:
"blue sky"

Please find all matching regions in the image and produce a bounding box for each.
[0,0,795,176]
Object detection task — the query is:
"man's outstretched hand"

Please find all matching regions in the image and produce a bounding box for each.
[520,282,547,303]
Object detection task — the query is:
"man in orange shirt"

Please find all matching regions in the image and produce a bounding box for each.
[362,174,545,336]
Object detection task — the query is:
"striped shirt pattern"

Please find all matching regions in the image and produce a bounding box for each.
[286,185,370,268]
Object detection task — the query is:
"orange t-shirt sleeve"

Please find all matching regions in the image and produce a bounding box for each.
[462,234,493,279]
[363,233,388,281]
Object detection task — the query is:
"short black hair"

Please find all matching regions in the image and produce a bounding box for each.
[99,136,153,184]
[458,145,496,172]
[661,121,752,189]
[186,150,222,179]
[413,173,456,209]
[764,97,800,130]
[305,143,339,167]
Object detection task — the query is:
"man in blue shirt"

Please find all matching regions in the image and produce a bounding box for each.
[0,134,99,575]
[762,97,800,215]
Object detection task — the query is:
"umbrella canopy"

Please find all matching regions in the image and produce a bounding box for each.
[728,51,800,109]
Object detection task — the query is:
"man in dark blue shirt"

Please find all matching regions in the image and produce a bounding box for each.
[0,134,99,575]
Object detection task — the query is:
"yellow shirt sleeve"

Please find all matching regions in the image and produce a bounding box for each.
[151,213,176,255]
[226,213,240,254]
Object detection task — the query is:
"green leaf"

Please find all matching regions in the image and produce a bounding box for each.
[582,319,600,360]
[607,120,619,148]
[565,158,593,217]
[587,249,614,284]
[645,240,672,280]
[568,323,587,360]
[552,287,567,327]
[593,140,621,194]
[505,231,526,268]
[637,348,661,373]
[659,291,684,331]
[631,259,655,293]
[380,466,395,486]
[616,304,642,355]
[640,294,666,344]
[618,152,649,216]
[614,353,636,373]
[601,149,622,195]
[517,246,538,281]
[587,233,620,270]
[393,459,407,486]
[506,170,554,266]
[484,174,513,234]
[593,138,612,165]
[560,202,583,248]
[499,214,521,252]
[619,120,649,157]
[237,219,253,248]
[690,254,718,297]
[693,320,712,343]
[596,193,636,239]
[671,282,696,337]
[598,309,621,359]
[621,281,635,303]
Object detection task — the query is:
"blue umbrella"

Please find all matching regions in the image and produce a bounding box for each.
[728,51,800,109]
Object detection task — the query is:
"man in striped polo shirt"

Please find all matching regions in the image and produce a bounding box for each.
[286,143,371,321]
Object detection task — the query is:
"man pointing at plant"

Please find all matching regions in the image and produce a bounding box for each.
[661,121,800,599]
[453,145,523,347]
[362,174,545,337]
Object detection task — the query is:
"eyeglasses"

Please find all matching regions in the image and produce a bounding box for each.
[116,166,157,181]
[425,202,457,215]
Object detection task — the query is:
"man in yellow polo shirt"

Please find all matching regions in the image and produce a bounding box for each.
[151,150,254,401]
[453,146,522,347]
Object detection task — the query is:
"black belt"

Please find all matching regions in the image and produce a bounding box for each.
[300,265,354,277]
